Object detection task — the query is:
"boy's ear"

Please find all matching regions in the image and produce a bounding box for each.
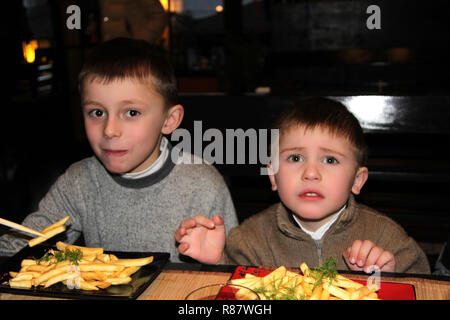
[267,163,278,191]
[161,104,184,135]
[351,166,368,195]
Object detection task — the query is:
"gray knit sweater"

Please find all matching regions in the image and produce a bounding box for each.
[0,149,238,262]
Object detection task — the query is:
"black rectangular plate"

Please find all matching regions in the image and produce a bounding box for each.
[0,244,169,300]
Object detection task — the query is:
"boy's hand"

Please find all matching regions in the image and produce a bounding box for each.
[175,215,226,264]
[343,240,395,273]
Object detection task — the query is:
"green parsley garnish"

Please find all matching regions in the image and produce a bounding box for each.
[34,252,52,265]
[34,248,83,266]
[253,276,304,300]
[56,248,83,265]
[310,257,338,291]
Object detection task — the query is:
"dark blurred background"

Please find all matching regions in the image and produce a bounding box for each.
[1,0,449,268]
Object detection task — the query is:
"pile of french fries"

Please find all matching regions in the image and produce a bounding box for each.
[8,241,154,291]
[229,262,380,300]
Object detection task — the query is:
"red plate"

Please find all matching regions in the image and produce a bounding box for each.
[218,266,416,300]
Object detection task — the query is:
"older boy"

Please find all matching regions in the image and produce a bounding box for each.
[175,98,430,274]
[0,38,238,262]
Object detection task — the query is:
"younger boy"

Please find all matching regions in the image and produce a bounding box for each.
[175,98,430,274]
[0,38,238,262]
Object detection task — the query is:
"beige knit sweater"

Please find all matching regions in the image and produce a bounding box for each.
[222,195,430,274]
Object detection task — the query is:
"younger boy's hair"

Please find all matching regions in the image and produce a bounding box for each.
[273,97,368,166]
[78,37,178,108]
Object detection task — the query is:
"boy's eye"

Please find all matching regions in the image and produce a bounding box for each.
[126,109,140,117]
[89,109,104,118]
[322,156,339,164]
[287,154,303,162]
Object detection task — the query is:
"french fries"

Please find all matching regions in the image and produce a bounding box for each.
[229,258,380,300]
[28,216,70,247]
[56,241,103,256]
[8,241,154,291]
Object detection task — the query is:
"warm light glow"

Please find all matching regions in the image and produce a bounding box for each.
[22,40,39,63]
[159,0,182,13]
[216,5,223,12]
[159,0,169,11]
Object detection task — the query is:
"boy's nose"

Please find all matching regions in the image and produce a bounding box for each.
[103,117,121,139]
[302,163,321,181]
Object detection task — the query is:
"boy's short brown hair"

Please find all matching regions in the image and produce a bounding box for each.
[78,37,178,108]
[273,97,368,166]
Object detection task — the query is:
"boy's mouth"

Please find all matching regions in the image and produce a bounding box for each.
[103,149,128,157]
[298,190,324,200]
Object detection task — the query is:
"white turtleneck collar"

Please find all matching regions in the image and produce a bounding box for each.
[292,204,347,240]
